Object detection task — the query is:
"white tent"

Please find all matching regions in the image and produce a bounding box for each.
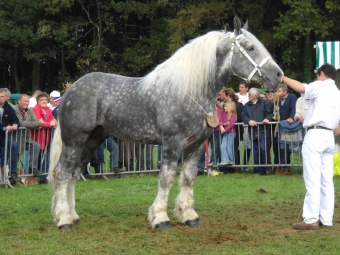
[315,41,340,69]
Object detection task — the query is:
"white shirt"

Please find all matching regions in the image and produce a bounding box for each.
[28,97,36,108]
[295,97,310,120]
[236,92,249,105]
[302,79,340,129]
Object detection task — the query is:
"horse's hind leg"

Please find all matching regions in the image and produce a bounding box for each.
[52,146,89,229]
[174,144,203,227]
[52,147,79,229]
[68,171,82,225]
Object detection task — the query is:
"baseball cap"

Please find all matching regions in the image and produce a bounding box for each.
[50,90,60,98]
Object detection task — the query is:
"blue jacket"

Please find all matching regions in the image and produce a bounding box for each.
[279,93,297,120]
[242,99,273,140]
[0,102,20,147]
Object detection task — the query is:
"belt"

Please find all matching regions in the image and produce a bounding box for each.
[307,125,332,131]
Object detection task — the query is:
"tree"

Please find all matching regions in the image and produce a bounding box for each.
[274,0,335,82]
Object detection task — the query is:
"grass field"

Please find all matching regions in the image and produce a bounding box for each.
[1,170,340,255]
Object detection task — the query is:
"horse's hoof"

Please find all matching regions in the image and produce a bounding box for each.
[185,218,202,227]
[73,219,80,225]
[155,221,173,229]
[58,224,73,230]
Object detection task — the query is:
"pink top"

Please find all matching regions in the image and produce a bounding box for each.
[224,113,236,133]
[214,108,227,131]
[31,104,56,150]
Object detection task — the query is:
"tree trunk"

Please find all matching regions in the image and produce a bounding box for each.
[303,35,312,83]
[32,59,40,92]
[12,48,21,93]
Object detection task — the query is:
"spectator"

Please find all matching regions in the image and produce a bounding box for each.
[105,136,122,172]
[119,140,134,170]
[12,94,42,177]
[259,91,267,100]
[267,89,275,104]
[294,97,310,124]
[208,99,225,167]
[48,90,61,111]
[3,88,14,106]
[28,90,41,108]
[136,144,154,170]
[236,81,251,171]
[219,101,237,166]
[283,63,340,230]
[277,83,297,175]
[241,88,272,175]
[0,88,20,184]
[224,88,244,172]
[31,92,58,183]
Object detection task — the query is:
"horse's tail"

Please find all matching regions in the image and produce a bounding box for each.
[48,124,62,190]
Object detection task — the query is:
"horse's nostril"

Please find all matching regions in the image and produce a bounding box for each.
[277,71,282,77]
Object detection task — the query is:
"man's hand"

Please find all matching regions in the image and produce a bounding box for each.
[262,119,269,124]
[287,118,293,124]
[50,119,58,127]
[5,124,18,132]
[248,120,257,126]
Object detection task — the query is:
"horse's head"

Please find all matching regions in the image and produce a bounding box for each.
[217,16,283,89]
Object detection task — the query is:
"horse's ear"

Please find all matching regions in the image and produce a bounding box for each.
[233,16,242,36]
[243,19,249,31]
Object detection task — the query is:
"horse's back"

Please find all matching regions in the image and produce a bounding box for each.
[59,72,160,143]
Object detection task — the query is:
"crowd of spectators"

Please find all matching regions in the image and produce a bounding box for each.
[206,80,306,175]
[1,79,306,185]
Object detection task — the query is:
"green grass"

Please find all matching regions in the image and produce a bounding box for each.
[1,172,340,254]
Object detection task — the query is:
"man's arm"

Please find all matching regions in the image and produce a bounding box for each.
[282,76,305,93]
[334,125,340,137]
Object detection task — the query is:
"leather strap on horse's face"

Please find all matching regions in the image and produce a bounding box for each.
[229,33,271,82]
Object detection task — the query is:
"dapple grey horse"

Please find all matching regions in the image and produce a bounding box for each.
[49,16,283,229]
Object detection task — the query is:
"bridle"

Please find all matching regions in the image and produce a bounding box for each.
[229,32,271,83]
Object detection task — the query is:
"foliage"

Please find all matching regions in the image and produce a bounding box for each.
[0,0,340,92]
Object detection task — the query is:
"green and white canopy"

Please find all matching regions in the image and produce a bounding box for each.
[316,41,340,70]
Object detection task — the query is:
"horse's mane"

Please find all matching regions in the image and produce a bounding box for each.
[139,31,229,102]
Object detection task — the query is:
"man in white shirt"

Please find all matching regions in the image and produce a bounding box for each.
[283,63,340,230]
[236,81,251,171]
[236,81,249,105]
[28,90,41,108]
[48,90,61,110]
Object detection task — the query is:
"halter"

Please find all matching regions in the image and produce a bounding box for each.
[229,32,271,82]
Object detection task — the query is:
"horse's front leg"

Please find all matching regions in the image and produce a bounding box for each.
[174,144,204,227]
[148,144,180,229]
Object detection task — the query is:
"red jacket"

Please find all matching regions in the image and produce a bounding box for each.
[31,104,56,150]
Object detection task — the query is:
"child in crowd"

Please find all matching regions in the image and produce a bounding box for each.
[209,100,226,166]
[219,101,237,166]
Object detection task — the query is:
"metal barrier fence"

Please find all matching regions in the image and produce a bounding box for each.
[0,122,304,187]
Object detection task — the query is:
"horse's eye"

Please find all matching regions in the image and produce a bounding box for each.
[248,46,254,51]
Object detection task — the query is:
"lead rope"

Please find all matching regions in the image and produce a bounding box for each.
[273,96,280,137]
[184,92,212,115]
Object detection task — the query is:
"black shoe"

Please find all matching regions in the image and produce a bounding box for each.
[38,179,48,184]
[10,172,20,184]
[33,169,42,176]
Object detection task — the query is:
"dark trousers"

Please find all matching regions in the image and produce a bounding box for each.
[209,131,221,164]
[252,138,271,175]
[279,144,291,170]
